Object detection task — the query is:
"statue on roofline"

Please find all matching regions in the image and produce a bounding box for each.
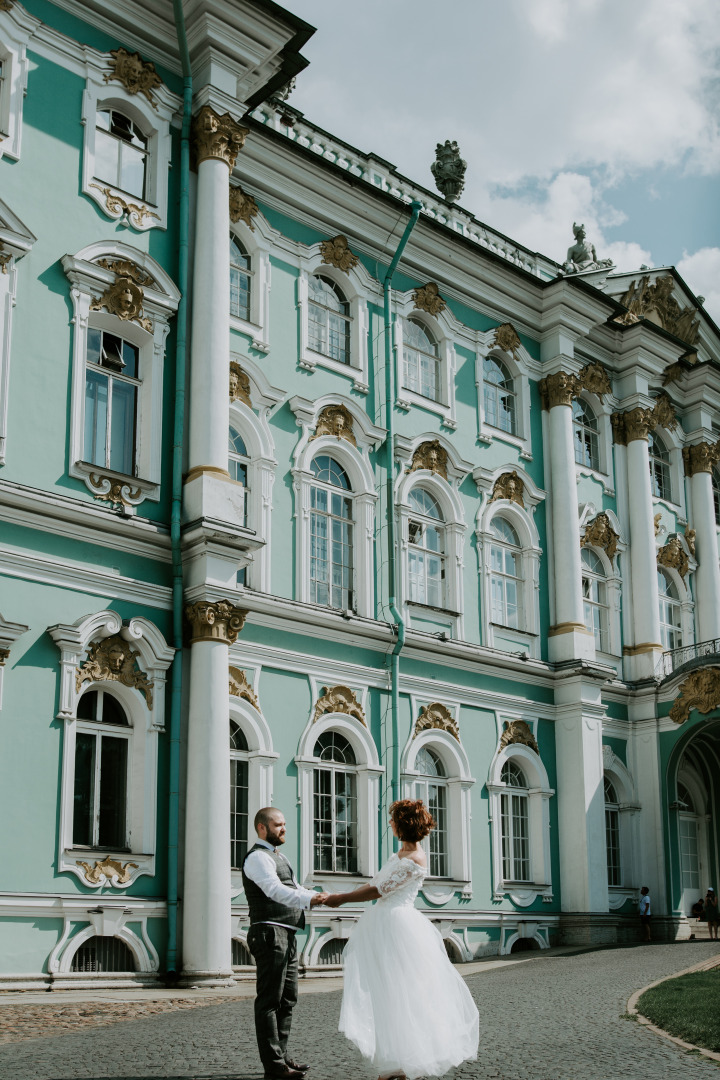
[562,222,614,275]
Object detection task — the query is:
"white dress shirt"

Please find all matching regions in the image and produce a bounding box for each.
[243,839,316,930]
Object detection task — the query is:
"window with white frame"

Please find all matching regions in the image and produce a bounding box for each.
[487,741,553,903]
[490,517,522,629]
[402,318,440,401]
[95,109,149,200]
[0,8,32,162]
[84,328,140,477]
[573,398,600,470]
[408,487,445,608]
[658,568,683,650]
[230,720,249,870]
[581,548,609,652]
[483,355,516,435]
[604,776,621,887]
[308,276,351,365]
[412,746,449,877]
[312,730,358,874]
[74,689,130,850]
[500,760,530,882]
[230,235,252,323]
[309,455,354,610]
[229,426,250,528]
[648,431,671,501]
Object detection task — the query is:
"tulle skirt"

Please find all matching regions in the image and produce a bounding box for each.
[339,901,479,1078]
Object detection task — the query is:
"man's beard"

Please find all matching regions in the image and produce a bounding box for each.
[266,828,285,846]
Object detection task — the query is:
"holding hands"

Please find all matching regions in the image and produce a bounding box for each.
[310,891,330,907]
[323,893,344,908]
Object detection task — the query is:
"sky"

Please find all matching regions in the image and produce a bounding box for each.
[283,0,720,321]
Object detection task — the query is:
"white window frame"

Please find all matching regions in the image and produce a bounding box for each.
[577,505,625,661]
[62,241,180,508]
[297,253,370,393]
[602,746,640,910]
[573,392,613,487]
[0,198,35,465]
[393,304,456,428]
[73,687,133,850]
[487,737,553,905]
[229,212,272,352]
[48,611,173,888]
[657,565,694,651]
[476,332,534,456]
[0,2,34,162]
[81,52,179,231]
[289,394,383,619]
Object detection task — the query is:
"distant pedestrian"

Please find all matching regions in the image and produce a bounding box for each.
[639,886,652,941]
[705,888,719,940]
[691,897,705,920]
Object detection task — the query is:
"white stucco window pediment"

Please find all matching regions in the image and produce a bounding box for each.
[48,610,174,889]
[0,2,36,161]
[0,198,36,465]
[476,328,535,456]
[229,205,273,352]
[393,296,459,428]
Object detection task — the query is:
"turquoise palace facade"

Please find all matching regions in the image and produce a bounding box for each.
[0,0,718,988]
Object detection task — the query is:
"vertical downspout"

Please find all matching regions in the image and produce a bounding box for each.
[167,0,192,977]
[383,201,422,806]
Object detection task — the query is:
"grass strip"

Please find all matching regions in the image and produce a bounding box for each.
[637,970,720,1052]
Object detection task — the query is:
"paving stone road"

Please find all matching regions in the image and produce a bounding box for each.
[0,942,718,1080]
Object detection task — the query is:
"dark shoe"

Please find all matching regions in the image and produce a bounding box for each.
[264,1067,304,1080]
[285,1060,309,1073]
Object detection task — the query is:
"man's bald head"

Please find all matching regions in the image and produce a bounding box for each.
[254,807,286,846]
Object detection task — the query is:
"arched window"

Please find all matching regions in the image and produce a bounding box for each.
[500,760,530,882]
[95,109,148,199]
[677,781,694,813]
[232,938,254,967]
[483,356,516,435]
[604,776,621,887]
[230,235,251,322]
[581,548,609,651]
[312,730,358,873]
[71,936,135,972]
[84,328,140,477]
[317,938,347,965]
[228,426,250,528]
[230,720,249,870]
[402,318,440,401]
[648,431,671,501]
[408,487,445,608]
[489,518,522,629]
[413,746,448,877]
[713,468,720,526]
[308,275,351,364]
[309,455,354,610]
[573,399,599,470]
[73,690,130,850]
[658,569,682,649]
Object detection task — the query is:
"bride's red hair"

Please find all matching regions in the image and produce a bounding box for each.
[390,799,435,842]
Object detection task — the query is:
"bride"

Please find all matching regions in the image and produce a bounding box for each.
[323,799,479,1079]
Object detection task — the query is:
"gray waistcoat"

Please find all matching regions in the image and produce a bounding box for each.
[241,843,305,930]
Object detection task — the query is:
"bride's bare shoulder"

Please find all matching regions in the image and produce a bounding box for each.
[398,850,427,868]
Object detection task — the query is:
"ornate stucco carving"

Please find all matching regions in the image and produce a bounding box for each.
[581,512,619,561]
[95,259,156,287]
[87,474,143,509]
[76,635,154,708]
[229,185,259,230]
[654,512,662,536]
[191,105,248,169]
[90,268,153,331]
[611,395,676,444]
[615,274,700,347]
[663,361,686,387]
[657,535,689,580]
[412,282,446,316]
[312,685,365,726]
[493,323,521,362]
[685,529,696,557]
[310,404,357,446]
[0,243,11,273]
[539,370,582,410]
[414,702,459,741]
[229,361,252,407]
[562,222,613,274]
[431,140,466,203]
[185,601,247,645]
[229,666,260,711]
[319,234,359,272]
[683,441,720,476]
[104,48,163,107]
[0,0,14,11]
[499,719,539,754]
[76,857,139,886]
[651,392,678,432]
[89,185,160,229]
[489,470,525,507]
[409,440,448,480]
[669,668,720,724]
[578,361,612,398]
[0,648,10,665]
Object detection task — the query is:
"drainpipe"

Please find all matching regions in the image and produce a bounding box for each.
[383,201,422,809]
[167,0,192,977]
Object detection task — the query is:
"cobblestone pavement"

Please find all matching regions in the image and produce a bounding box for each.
[0,942,718,1080]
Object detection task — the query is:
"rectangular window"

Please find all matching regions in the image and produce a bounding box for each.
[230,758,249,869]
[605,806,621,887]
[501,791,530,881]
[310,489,353,610]
[73,731,128,849]
[230,266,251,322]
[313,767,358,873]
[83,329,139,476]
[416,780,448,877]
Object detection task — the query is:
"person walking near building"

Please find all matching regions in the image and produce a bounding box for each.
[242,807,329,1079]
[639,886,652,942]
[705,887,719,940]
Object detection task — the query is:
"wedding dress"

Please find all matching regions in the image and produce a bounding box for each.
[339,853,479,1078]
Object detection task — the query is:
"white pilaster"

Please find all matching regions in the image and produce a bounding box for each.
[624,422,663,678]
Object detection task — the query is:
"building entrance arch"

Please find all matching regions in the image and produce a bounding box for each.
[667,719,720,918]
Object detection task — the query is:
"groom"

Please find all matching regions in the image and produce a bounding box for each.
[242,807,328,1079]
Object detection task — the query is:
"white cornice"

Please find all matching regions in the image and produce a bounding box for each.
[0,548,172,610]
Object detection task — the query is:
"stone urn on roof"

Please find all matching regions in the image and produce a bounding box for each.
[431,140,467,204]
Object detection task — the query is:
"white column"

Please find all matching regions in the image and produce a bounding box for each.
[687,448,720,641]
[182,600,247,986]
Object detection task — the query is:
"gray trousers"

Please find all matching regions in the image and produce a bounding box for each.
[247,923,299,1071]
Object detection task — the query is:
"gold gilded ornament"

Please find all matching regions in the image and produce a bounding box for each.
[90,271,152,332]
[410,440,448,480]
[103,48,163,107]
[682,441,720,477]
[229,666,260,711]
[229,361,252,407]
[493,323,521,362]
[185,601,247,645]
[669,668,720,724]
[489,471,525,507]
[412,282,446,316]
[310,404,357,446]
[229,185,259,229]
[96,258,155,287]
[76,635,153,708]
[313,685,365,726]
[87,474,143,509]
[414,702,459,741]
[319,235,359,272]
[499,719,538,754]
[657,535,689,580]
[539,370,582,410]
[76,857,139,885]
[578,361,612,398]
[616,274,699,347]
[581,513,619,561]
[192,105,248,169]
[89,185,160,229]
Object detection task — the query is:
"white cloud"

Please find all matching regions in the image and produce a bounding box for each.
[676,247,720,324]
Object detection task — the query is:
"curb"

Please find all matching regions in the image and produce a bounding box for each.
[627,953,720,1064]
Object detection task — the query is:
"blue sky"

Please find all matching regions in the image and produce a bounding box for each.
[285,0,720,318]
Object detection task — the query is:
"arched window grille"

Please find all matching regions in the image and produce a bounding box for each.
[408,487,445,608]
[483,355,516,435]
[648,431,671,501]
[402,318,440,401]
[572,398,599,470]
[500,760,530,882]
[413,746,448,877]
[230,235,251,322]
[604,776,621,886]
[318,938,347,965]
[489,517,522,629]
[309,455,354,610]
[658,568,682,650]
[71,936,135,972]
[232,938,254,966]
[95,109,148,199]
[228,426,250,528]
[308,275,351,364]
[581,548,609,651]
[84,329,140,477]
[73,690,130,850]
[312,731,358,873]
[230,720,249,870]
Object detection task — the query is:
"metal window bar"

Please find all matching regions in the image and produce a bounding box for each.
[71,936,135,972]
[655,636,720,678]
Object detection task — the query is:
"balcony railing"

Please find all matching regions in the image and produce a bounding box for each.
[656,637,720,678]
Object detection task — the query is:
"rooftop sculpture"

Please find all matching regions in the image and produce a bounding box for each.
[562,223,613,275]
[431,140,467,204]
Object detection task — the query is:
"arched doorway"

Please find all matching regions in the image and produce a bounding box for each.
[670,720,720,917]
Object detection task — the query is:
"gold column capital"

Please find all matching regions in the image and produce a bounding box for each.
[192,105,249,169]
[683,441,720,476]
[185,600,247,644]
[539,370,582,410]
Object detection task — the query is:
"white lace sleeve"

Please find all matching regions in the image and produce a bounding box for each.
[374,859,422,896]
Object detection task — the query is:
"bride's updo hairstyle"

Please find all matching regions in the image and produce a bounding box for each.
[390,799,435,842]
